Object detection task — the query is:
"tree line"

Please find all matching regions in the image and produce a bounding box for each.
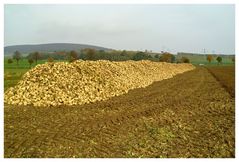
[7,49,193,67]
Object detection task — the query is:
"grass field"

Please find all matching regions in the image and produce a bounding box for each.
[176,54,234,65]
[4,59,39,91]
[4,59,63,91]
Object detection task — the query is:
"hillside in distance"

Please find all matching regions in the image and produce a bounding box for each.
[4,43,112,55]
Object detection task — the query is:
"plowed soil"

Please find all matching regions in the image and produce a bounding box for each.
[4,67,235,158]
[207,66,235,97]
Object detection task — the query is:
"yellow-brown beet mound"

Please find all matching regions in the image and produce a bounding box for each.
[4,60,195,107]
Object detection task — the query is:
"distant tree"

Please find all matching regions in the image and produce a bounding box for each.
[97,50,107,60]
[232,57,235,63]
[68,50,78,62]
[154,54,160,59]
[206,55,213,63]
[7,58,13,64]
[79,49,86,60]
[133,52,150,61]
[120,50,127,56]
[171,55,176,63]
[33,51,40,64]
[72,50,78,59]
[54,51,67,60]
[13,50,21,66]
[159,52,174,63]
[180,57,190,63]
[47,57,54,63]
[85,48,96,60]
[216,56,222,64]
[28,58,34,68]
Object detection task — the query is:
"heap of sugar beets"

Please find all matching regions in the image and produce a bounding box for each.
[4,60,195,107]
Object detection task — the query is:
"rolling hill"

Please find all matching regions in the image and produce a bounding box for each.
[4,43,112,56]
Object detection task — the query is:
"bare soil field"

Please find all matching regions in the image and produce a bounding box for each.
[207,66,235,97]
[4,67,235,158]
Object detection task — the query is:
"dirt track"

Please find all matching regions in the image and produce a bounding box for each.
[4,67,235,158]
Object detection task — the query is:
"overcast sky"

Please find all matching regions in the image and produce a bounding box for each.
[4,4,235,54]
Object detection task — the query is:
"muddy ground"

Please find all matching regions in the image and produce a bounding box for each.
[4,67,235,158]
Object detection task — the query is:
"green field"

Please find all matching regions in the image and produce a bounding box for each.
[176,54,234,66]
[5,58,51,69]
[4,58,69,91]
[4,59,47,91]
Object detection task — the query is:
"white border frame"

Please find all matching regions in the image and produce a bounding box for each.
[1,0,237,161]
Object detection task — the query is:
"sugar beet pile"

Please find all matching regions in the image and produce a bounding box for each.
[4,60,195,107]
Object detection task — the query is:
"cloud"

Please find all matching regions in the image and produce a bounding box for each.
[5,4,235,54]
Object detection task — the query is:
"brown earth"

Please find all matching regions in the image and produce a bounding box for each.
[4,67,235,158]
[206,66,235,97]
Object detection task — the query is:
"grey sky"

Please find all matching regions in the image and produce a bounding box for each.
[4,4,235,54]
